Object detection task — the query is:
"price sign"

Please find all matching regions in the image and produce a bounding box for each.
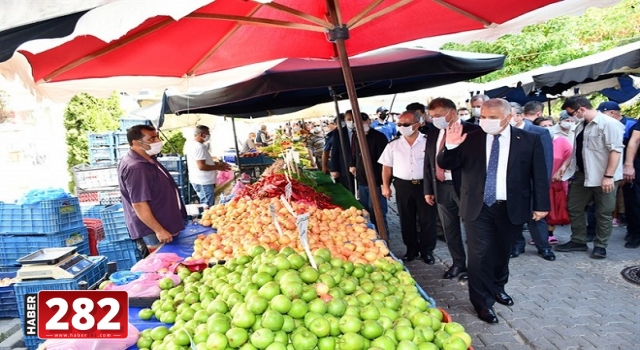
[296,213,316,269]
[28,291,129,339]
[280,195,296,217]
[269,204,284,236]
[285,181,292,201]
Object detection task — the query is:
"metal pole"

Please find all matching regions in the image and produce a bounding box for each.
[230,115,241,167]
[329,87,354,193]
[326,0,388,242]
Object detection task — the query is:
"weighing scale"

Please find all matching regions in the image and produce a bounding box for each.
[17,247,95,280]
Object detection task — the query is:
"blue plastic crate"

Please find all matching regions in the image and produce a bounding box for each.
[170,171,187,187]
[158,156,186,172]
[98,239,142,271]
[15,256,107,349]
[100,204,130,241]
[80,204,107,220]
[0,266,19,273]
[0,272,18,318]
[115,145,129,159]
[0,227,90,267]
[238,154,274,166]
[89,147,116,165]
[88,132,115,148]
[113,131,129,146]
[120,118,152,131]
[0,197,83,234]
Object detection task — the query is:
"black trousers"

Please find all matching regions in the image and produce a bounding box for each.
[436,181,466,269]
[465,201,522,312]
[394,178,437,254]
[624,177,640,239]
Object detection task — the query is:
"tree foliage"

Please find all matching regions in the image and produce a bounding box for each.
[64,92,122,190]
[162,130,186,156]
[441,0,640,83]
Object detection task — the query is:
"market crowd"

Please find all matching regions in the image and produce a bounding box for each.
[320,95,640,324]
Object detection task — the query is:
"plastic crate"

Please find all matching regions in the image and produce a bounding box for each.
[113,131,129,146]
[98,239,142,271]
[77,190,99,203]
[0,227,90,267]
[72,163,119,191]
[80,204,108,219]
[0,266,19,273]
[115,145,129,159]
[83,218,105,256]
[171,171,186,187]
[0,271,18,318]
[238,154,274,166]
[0,197,83,234]
[89,147,116,165]
[98,190,122,205]
[120,118,152,131]
[16,256,107,349]
[158,156,186,172]
[101,204,130,241]
[88,132,115,148]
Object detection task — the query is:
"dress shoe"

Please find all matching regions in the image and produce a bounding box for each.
[477,308,499,323]
[422,252,435,265]
[494,292,514,306]
[538,249,556,261]
[458,272,468,281]
[555,241,588,252]
[591,247,606,259]
[402,252,419,262]
[625,237,640,249]
[510,247,524,258]
[442,266,466,279]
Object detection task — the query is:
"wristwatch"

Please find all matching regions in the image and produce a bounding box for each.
[603,174,614,178]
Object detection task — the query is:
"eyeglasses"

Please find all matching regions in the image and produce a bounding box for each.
[397,122,416,127]
[567,109,579,117]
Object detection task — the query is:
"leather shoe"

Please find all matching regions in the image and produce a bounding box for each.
[625,237,640,248]
[443,266,466,279]
[477,308,499,323]
[538,249,556,261]
[494,292,514,306]
[422,253,435,265]
[402,252,419,262]
[510,247,524,258]
[458,272,468,281]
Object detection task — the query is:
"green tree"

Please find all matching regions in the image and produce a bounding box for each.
[64,92,122,190]
[162,130,186,156]
[441,0,640,83]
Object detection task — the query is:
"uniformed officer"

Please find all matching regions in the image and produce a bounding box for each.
[378,111,438,264]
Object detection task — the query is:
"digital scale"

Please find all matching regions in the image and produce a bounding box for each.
[16,247,95,280]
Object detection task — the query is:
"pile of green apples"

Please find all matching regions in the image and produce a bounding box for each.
[136,246,472,350]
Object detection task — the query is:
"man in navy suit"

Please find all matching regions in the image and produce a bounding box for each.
[424,98,480,280]
[438,98,550,323]
[509,102,555,261]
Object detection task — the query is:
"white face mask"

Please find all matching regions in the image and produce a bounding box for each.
[203,134,211,142]
[313,127,322,134]
[560,121,573,130]
[458,113,471,121]
[340,121,346,128]
[472,107,481,117]
[432,116,449,130]
[398,124,416,137]
[363,124,371,134]
[144,141,164,156]
[479,118,505,135]
[508,120,519,127]
[345,120,354,130]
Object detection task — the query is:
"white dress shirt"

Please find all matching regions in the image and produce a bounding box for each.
[486,126,511,201]
[435,121,461,181]
[378,133,427,180]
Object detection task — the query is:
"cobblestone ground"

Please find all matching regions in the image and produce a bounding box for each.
[384,196,640,350]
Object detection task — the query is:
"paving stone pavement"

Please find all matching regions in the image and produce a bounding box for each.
[383,196,640,350]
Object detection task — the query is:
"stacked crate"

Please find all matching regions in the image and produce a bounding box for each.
[0,196,91,322]
[158,155,196,204]
[73,163,122,205]
[97,204,142,271]
[88,132,116,165]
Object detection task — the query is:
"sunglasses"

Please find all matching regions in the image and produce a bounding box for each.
[397,122,416,127]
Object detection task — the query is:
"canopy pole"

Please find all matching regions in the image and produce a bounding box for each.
[230,115,241,166]
[329,87,354,193]
[327,0,388,242]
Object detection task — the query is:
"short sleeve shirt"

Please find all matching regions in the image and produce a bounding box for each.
[184,140,216,185]
[118,150,186,239]
[378,133,427,180]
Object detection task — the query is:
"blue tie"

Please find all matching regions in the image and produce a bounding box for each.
[484,134,501,206]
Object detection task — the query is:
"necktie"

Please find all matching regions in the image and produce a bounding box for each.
[351,131,357,156]
[436,130,447,182]
[483,134,500,206]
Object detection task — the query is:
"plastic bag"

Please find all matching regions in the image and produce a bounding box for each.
[130,253,183,273]
[16,187,70,205]
[216,170,234,187]
[105,273,180,298]
[109,271,143,286]
[40,322,139,350]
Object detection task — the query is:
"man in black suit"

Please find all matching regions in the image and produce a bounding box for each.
[424,98,480,280]
[328,111,355,194]
[438,98,550,324]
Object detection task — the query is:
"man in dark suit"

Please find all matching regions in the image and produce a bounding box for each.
[328,111,355,194]
[424,98,480,280]
[509,102,555,261]
[438,98,550,324]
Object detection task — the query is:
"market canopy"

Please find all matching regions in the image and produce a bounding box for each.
[161,48,505,118]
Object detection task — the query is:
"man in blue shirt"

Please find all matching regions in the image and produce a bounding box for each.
[371,107,398,141]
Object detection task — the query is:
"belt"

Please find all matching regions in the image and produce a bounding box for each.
[395,178,423,185]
